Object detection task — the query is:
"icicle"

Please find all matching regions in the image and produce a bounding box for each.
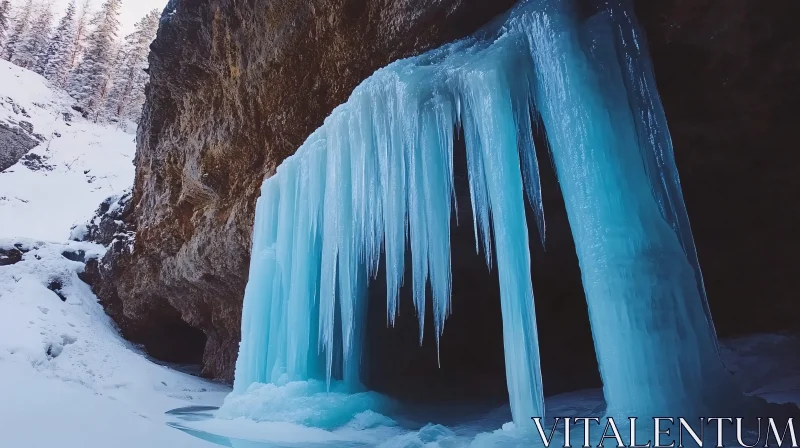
[459,96,494,268]
[286,143,326,381]
[423,95,456,343]
[232,185,279,392]
[403,79,431,345]
[372,77,407,327]
[349,91,383,279]
[458,34,545,424]
[509,43,546,246]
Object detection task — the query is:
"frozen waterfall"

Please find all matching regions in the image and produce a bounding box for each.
[229,0,739,427]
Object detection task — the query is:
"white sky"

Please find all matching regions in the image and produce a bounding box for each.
[49,0,169,35]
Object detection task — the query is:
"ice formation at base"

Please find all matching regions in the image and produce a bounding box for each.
[230,0,740,427]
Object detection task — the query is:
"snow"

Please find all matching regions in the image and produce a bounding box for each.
[0,59,135,241]
[0,59,229,447]
[0,239,229,445]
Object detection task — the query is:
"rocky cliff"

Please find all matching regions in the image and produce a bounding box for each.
[92,0,800,382]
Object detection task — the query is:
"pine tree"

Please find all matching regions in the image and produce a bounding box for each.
[0,0,11,47]
[3,0,33,62]
[42,0,77,85]
[66,0,90,71]
[14,3,55,71]
[106,9,158,123]
[67,0,122,120]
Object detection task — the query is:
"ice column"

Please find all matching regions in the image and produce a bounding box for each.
[521,0,740,417]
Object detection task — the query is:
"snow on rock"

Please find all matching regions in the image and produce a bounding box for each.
[70,189,133,246]
[0,238,229,447]
[0,59,135,242]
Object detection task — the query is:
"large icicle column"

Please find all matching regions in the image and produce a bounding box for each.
[523,0,741,417]
[227,0,743,428]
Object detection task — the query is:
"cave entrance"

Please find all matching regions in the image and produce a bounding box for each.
[362,132,600,408]
[137,309,208,370]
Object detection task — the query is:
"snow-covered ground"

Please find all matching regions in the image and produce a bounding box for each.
[0,59,135,241]
[0,240,229,447]
[0,60,229,447]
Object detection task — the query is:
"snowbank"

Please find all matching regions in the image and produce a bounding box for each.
[0,238,230,447]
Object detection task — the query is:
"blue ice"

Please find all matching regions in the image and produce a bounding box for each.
[227,0,737,429]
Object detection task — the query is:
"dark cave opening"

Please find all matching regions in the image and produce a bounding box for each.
[139,313,208,366]
[362,130,601,406]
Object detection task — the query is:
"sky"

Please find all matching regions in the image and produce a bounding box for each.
[49,0,169,35]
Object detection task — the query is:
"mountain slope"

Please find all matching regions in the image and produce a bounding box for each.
[0,60,229,447]
[0,59,134,241]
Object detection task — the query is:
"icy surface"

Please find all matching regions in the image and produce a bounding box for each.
[218,379,394,429]
[179,335,800,447]
[230,0,735,426]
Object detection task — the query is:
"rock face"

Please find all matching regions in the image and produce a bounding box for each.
[0,121,43,172]
[0,245,25,266]
[94,0,800,383]
[80,191,208,364]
